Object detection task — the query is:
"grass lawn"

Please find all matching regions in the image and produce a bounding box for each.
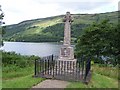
[2,66,45,89]
[2,74,44,88]
[2,66,34,80]
[0,67,2,90]
[1,51,45,89]
[66,72,118,88]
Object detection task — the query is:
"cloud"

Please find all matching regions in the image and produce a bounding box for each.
[55,2,112,14]
[0,0,119,25]
[116,0,120,10]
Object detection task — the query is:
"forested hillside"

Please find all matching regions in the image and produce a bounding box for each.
[3,11,118,42]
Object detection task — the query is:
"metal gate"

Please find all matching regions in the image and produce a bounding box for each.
[34,55,91,83]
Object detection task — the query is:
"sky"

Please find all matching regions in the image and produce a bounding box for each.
[0,0,119,25]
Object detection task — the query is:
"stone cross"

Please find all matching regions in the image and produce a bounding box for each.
[58,12,76,73]
[63,12,73,46]
[59,12,74,59]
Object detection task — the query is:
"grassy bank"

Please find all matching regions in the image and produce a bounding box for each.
[66,72,118,88]
[92,64,119,80]
[3,66,34,80]
[66,64,119,89]
[2,73,44,88]
[2,51,45,89]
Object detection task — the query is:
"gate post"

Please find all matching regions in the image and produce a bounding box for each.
[34,59,37,76]
[52,54,54,79]
[84,57,91,84]
[81,57,84,79]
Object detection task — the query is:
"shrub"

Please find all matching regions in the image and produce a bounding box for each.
[1,50,40,71]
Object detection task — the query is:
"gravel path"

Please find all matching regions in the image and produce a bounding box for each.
[32,79,69,89]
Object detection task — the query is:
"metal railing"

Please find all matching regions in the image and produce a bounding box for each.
[34,54,91,83]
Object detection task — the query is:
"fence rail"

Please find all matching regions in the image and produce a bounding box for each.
[34,55,91,83]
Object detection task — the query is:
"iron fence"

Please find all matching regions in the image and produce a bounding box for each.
[34,55,91,83]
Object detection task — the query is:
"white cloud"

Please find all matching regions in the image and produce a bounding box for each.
[0,0,119,25]
[81,1,118,14]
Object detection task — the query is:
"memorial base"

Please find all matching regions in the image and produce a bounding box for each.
[57,59,77,72]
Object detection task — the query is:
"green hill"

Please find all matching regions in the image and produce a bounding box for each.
[3,11,118,42]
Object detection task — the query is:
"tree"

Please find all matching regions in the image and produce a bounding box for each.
[75,19,119,66]
[0,5,4,25]
[0,5,5,46]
